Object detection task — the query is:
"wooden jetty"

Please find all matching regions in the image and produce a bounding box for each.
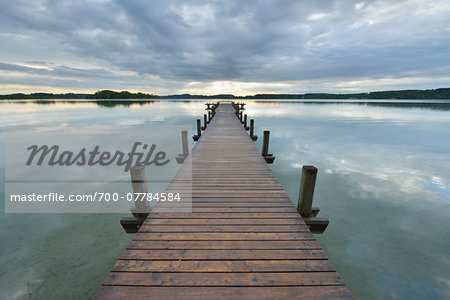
[95,103,352,299]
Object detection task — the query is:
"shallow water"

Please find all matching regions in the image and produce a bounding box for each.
[1,99,449,299]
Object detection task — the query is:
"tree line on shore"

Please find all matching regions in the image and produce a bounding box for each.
[1,88,450,100]
[0,90,158,100]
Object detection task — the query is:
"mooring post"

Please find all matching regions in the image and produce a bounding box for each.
[240,103,246,121]
[130,165,150,217]
[182,130,188,156]
[208,110,212,123]
[262,130,270,156]
[250,119,258,141]
[193,119,201,141]
[296,165,329,233]
[240,103,245,115]
[262,130,275,163]
[197,118,201,136]
[120,165,151,233]
[176,130,189,164]
[202,114,207,130]
[297,166,317,217]
[244,114,249,130]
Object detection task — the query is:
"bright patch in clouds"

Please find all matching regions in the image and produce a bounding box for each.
[355,2,365,9]
[308,13,327,20]
[182,81,294,96]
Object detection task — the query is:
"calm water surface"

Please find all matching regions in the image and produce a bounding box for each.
[0,100,449,299]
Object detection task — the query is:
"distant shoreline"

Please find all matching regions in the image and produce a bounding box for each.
[1,88,450,100]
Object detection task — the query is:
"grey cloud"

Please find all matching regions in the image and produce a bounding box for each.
[0,62,183,93]
[0,0,449,93]
[0,62,115,79]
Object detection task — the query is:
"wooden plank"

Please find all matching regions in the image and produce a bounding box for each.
[119,249,329,260]
[138,225,309,232]
[188,203,294,207]
[143,218,305,225]
[96,286,353,300]
[133,232,315,241]
[152,207,299,213]
[189,198,292,202]
[103,271,345,286]
[111,259,335,272]
[126,240,321,250]
[146,213,301,218]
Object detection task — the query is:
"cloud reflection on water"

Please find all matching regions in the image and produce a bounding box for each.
[255,101,450,298]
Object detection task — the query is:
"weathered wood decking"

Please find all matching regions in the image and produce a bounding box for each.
[95,103,352,299]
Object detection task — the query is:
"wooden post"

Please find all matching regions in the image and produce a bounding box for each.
[262,130,275,163]
[121,164,151,233]
[202,114,207,130]
[296,165,328,233]
[181,130,189,156]
[250,119,258,141]
[196,119,201,136]
[193,119,201,141]
[262,130,270,156]
[297,166,317,217]
[130,165,150,215]
[176,130,189,163]
[244,114,249,130]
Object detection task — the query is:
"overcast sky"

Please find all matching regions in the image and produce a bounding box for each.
[0,0,449,95]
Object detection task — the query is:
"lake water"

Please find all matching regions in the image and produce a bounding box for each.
[0,99,449,299]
